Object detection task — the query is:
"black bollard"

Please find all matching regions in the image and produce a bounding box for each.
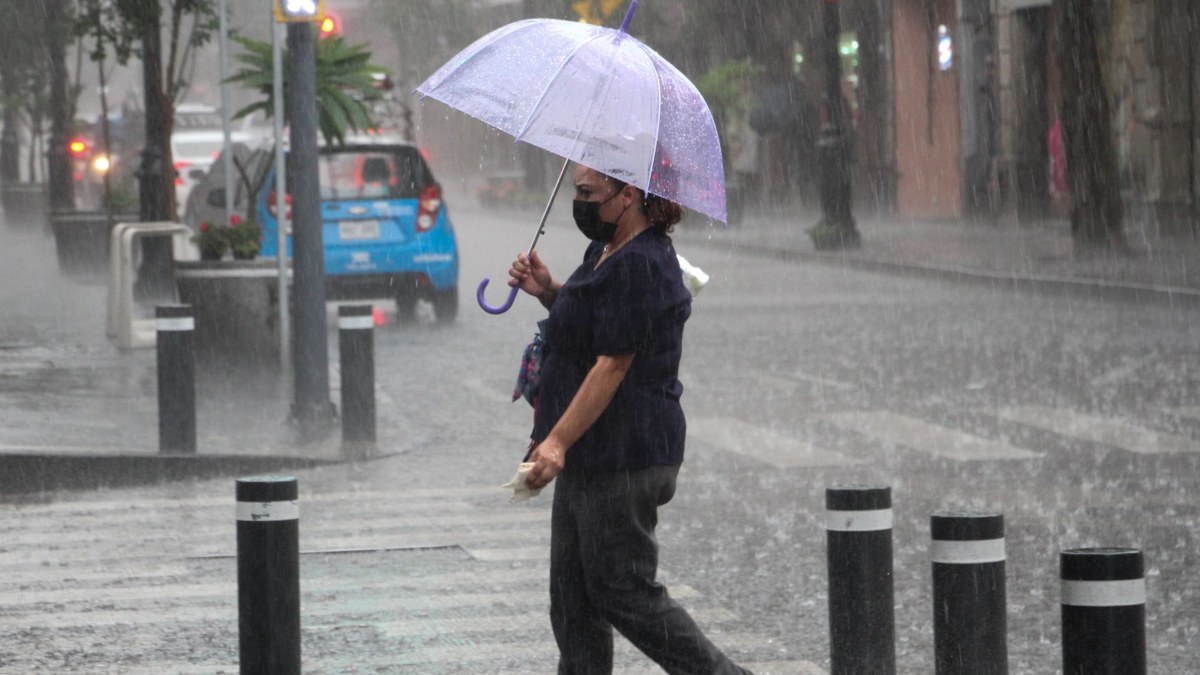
[826,485,895,675]
[338,304,376,448]
[237,476,301,675]
[156,304,195,453]
[1061,547,1146,675]
[931,511,1007,674]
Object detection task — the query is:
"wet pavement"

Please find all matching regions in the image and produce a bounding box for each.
[1,195,1198,673]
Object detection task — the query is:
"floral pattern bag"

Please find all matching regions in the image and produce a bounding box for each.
[512,320,548,407]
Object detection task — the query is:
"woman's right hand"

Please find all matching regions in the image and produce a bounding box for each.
[507,250,552,299]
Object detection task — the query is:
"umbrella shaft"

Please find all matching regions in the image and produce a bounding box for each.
[527,157,572,255]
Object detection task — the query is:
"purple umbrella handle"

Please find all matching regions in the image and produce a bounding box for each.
[477,278,520,314]
[619,0,638,33]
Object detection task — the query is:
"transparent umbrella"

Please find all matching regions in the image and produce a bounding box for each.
[416,0,725,314]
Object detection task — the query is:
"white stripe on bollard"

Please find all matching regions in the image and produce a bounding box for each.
[930,538,1006,564]
[1061,578,1146,607]
[826,508,893,532]
[236,501,300,522]
[155,317,195,331]
[338,315,375,330]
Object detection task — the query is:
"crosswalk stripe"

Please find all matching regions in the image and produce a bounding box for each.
[1,509,549,547]
[996,406,1200,455]
[689,416,857,468]
[1168,406,1200,421]
[0,527,549,567]
[0,565,562,607]
[0,584,715,632]
[622,662,827,675]
[822,410,1042,461]
[371,607,739,639]
[467,546,549,562]
[116,651,823,675]
[0,484,509,518]
[115,658,827,675]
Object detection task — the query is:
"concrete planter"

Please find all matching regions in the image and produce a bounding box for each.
[50,210,138,281]
[1,182,47,229]
[175,259,290,369]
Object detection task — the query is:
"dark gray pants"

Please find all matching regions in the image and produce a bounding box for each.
[550,465,753,675]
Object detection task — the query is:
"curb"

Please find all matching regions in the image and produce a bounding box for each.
[687,236,1200,310]
[0,452,344,497]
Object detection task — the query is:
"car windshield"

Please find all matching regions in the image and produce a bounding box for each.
[317,149,425,200]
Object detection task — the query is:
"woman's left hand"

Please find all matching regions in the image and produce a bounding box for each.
[525,438,565,490]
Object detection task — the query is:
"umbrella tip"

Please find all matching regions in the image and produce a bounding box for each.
[619,0,639,33]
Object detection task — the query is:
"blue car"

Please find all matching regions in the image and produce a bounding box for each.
[254,137,460,322]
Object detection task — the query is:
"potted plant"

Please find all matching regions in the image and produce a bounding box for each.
[193,221,230,260]
[192,214,260,261]
[226,214,261,260]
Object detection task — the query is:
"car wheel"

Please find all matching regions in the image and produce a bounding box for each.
[433,288,458,323]
[395,291,418,324]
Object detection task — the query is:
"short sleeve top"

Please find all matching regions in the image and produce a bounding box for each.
[531,228,691,472]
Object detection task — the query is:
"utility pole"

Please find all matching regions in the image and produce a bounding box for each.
[287,19,334,441]
[810,0,860,250]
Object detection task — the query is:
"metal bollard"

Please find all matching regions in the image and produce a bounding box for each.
[156,304,195,454]
[1061,547,1146,675]
[338,304,376,448]
[931,511,1007,674]
[237,476,301,675]
[826,485,895,675]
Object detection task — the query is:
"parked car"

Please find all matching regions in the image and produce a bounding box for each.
[184,135,460,322]
[172,103,266,217]
[172,128,264,218]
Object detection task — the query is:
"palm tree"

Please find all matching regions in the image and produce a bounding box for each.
[227,33,388,146]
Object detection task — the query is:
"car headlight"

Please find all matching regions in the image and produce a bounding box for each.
[92,155,111,173]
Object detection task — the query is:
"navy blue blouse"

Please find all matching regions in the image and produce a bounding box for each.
[531,228,692,472]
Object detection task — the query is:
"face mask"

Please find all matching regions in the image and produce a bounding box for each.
[572,189,626,243]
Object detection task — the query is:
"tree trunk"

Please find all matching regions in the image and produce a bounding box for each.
[138,0,174,222]
[0,92,19,183]
[44,0,74,210]
[135,0,176,303]
[1056,0,1127,254]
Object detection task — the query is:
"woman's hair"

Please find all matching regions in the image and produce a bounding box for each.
[606,177,684,234]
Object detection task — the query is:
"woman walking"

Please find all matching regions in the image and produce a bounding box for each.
[507,164,753,675]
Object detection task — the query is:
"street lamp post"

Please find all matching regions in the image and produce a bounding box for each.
[811,0,861,250]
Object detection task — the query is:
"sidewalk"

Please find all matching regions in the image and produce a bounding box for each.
[0,217,345,495]
[675,202,1200,307]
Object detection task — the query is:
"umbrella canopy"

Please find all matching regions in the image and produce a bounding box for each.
[416,15,726,223]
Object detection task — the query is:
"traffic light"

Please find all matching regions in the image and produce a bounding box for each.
[274,0,326,23]
[572,0,623,26]
[318,13,339,37]
[67,137,89,158]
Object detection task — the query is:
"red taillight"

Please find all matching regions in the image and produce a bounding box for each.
[173,160,192,186]
[417,185,442,232]
[267,190,293,221]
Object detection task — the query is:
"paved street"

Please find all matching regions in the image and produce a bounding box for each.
[1,194,1198,672]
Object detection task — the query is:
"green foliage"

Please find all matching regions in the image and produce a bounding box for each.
[74,0,218,100]
[103,178,139,213]
[227,34,389,147]
[695,58,760,129]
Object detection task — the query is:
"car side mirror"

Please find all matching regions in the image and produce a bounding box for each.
[189,169,206,180]
[206,188,226,208]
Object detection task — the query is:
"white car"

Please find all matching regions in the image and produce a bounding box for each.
[171,104,266,217]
